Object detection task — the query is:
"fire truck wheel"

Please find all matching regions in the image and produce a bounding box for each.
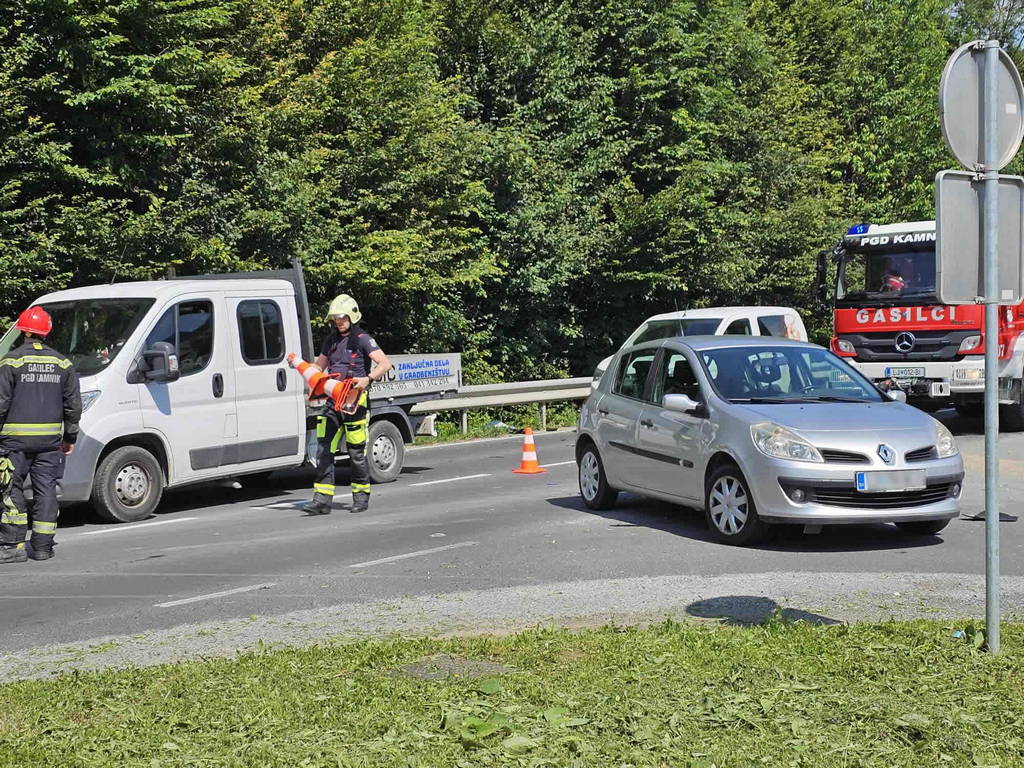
[999,403,1024,432]
[954,402,983,419]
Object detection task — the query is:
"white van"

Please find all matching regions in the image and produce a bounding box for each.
[0,263,460,522]
[593,306,808,382]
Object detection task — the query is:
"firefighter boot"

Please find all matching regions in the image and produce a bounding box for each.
[29,545,54,561]
[305,493,333,515]
[0,544,27,564]
[351,492,369,514]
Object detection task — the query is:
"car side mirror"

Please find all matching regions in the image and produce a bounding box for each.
[886,389,907,403]
[663,393,704,415]
[141,341,180,383]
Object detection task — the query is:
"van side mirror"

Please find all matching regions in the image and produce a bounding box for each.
[663,393,704,416]
[141,341,180,383]
[886,389,907,403]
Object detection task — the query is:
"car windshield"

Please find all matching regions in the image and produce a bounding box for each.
[700,345,884,403]
[628,317,722,346]
[837,248,936,302]
[0,298,155,377]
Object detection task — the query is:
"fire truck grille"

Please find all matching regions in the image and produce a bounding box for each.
[839,330,978,363]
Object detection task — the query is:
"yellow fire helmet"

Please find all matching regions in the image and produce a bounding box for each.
[327,294,362,324]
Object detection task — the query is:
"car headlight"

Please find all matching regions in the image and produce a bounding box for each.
[834,338,856,356]
[81,390,101,413]
[750,422,824,463]
[934,419,959,457]
[958,335,982,353]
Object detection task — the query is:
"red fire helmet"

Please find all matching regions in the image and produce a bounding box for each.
[15,306,52,337]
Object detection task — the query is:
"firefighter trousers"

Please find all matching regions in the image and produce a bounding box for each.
[0,449,63,551]
[312,392,371,503]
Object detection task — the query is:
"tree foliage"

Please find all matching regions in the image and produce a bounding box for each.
[0,0,1010,378]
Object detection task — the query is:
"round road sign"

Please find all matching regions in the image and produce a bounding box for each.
[939,40,1024,171]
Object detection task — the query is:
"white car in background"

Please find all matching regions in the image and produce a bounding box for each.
[593,306,808,383]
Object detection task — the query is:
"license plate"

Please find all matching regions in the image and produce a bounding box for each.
[855,470,927,493]
[884,367,925,378]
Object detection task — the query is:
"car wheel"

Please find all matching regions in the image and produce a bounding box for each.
[91,446,164,523]
[705,463,768,546]
[895,519,951,535]
[578,444,617,510]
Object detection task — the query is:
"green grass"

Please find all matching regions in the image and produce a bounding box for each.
[1,621,1022,767]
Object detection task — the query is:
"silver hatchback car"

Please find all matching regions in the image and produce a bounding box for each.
[576,336,964,545]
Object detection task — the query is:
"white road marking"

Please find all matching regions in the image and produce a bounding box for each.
[155,582,275,608]
[81,517,199,536]
[349,541,479,569]
[410,474,491,487]
[541,460,576,468]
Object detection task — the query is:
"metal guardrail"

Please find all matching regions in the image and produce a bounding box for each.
[409,377,592,414]
[409,376,592,432]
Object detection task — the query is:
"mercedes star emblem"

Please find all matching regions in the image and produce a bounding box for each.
[894,331,916,353]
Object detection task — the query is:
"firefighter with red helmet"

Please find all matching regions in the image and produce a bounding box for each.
[0,307,81,564]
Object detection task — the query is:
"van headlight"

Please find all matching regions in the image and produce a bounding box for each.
[81,390,101,413]
[750,422,824,463]
[934,419,959,457]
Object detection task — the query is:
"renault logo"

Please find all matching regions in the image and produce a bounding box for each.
[877,444,896,465]
[894,332,916,353]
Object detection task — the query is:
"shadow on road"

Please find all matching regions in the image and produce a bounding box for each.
[546,495,948,553]
[685,596,841,626]
[56,462,433,528]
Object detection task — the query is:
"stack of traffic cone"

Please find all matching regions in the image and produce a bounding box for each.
[513,428,547,474]
[287,353,359,413]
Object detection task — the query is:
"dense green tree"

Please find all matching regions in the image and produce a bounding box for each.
[0,0,998,379]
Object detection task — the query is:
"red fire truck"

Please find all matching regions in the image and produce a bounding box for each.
[818,220,1024,430]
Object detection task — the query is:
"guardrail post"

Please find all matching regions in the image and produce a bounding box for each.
[540,404,547,432]
[460,410,468,434]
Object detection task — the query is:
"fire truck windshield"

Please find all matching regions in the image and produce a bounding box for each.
[836,248,936,304]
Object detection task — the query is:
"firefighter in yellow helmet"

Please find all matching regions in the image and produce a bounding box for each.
[306,295,392,514]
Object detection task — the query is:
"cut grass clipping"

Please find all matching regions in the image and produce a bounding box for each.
[1,620,1022,766]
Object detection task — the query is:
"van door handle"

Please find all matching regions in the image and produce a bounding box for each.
[276,368,287,392]
[213,373,224,398]
[598,408,609,415]
[640,418,654,428]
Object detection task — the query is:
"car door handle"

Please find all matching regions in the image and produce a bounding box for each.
[640,419,654,428]
[597,407,609,415]
[276,368,287,392]
[212,373,224,398]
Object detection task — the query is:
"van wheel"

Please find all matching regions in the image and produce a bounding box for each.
[368,420,404,483]
[578,444,617,510]
[705,463,768,546]
[91,446,164,523]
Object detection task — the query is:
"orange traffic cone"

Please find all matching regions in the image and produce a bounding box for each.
[287,352,328,396]
[513,428,547,474]
[287,352,359,412]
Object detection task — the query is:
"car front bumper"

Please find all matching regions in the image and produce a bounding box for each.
[745,454,964,525]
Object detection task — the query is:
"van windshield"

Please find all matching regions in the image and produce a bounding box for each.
[629,317,722,346]
[0,298,155,377]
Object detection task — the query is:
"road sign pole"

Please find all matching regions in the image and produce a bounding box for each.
[982,39,1001,654]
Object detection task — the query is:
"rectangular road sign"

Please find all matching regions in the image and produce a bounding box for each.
[936,169,1024,304]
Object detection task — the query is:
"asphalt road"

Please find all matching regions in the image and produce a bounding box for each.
[1,410,1022,658]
